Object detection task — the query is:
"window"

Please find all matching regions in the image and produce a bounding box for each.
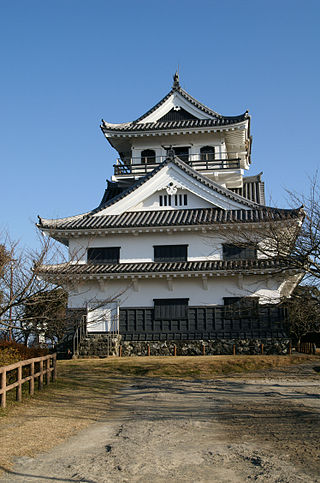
[200,146,215,161]
[154,245,188,262]
[173,146,189,163]
[141,149,155,164]
[159,194,188,207]
[223,297,259,318]
[223,297,242,306]
[154,299,189,320]
[223,244,257,260]
[87,247,120,264]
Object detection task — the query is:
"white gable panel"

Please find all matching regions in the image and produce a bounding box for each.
[129,188,214,211]
[139,92,214,124]
[95,163,252,216]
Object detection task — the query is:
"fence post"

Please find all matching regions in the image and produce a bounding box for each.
[233,344,236,356]
[0,369,6,409]
[119,345,122,358]
[173,345,177,357]
[39,359,44,390]
[202,344,205,356]
[288,342,292,355]
[261,343,264,355]
[52,354,57,382]
[147,344,150,357]
[16,364,22,402]
[30,361,35,395]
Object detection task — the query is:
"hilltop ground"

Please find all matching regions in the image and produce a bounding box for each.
[0,355,319,482]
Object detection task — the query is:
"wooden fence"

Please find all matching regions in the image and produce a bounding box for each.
[0,353,57,409]
[297,342,316,354]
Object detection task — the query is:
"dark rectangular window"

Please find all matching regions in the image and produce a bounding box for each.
[223,297,259,318]
[173,146,189,163]
[223,297,242,306]
[154,245,188,262]
[87,247,120,264]
[154,299,189,320]
[223,244,257,260]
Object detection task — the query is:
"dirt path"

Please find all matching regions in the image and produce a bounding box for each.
[1,362,319,482]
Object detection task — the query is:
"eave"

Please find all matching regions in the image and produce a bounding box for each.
[41,217,303,246]
[38,258,301,282]
[101,118,248,138]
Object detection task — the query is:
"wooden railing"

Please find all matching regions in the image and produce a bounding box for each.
[73,315,87,357]
[114,156,241,176]
[297,342,316,354]
[0,353,57,409]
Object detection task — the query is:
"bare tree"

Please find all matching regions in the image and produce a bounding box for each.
[23,288,68,345]
[0,232,66,343]
[217,174,320,341]
[284,285,320,345]
[285,174,320,285]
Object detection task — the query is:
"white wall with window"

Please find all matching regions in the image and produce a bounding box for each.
[68,275,286,310]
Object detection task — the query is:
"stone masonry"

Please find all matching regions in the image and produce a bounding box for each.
[77,335,291,357]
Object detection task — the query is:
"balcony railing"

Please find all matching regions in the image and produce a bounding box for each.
[113,154,241,176]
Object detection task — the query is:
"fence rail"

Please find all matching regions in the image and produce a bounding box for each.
[297,342,316,354]
[114,157,241,176]
[0,353,57,409]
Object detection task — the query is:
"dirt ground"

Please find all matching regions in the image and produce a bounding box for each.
[1,360,319,482]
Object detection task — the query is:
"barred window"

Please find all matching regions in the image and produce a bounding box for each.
[223,297,259,318]
[87,247,120,264]
[154,299,189,320]
[159,194,188,207]
[154,245,188,262]
[223,244,257,260]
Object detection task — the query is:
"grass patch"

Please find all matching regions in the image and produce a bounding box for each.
[0,353,318,474]
[95,353,320,379]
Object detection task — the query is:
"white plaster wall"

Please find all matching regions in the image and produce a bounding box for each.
[131,132,226,161]
[67,275,283,309]
[131,189,214,211]
[68,230,272,264]
[69,232,223,263]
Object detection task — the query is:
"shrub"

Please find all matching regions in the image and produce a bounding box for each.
[0,340,48,367]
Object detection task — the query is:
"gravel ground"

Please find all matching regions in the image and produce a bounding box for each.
[1,361,319,483]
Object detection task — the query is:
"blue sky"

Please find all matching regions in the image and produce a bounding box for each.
[1,0,319,248]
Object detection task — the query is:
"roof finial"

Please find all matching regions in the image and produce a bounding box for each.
[173,70,180,89]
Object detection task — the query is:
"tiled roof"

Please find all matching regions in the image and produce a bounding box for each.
[101,83,249,133]
[38,258,293,277]
[38,207,302,231]
[101,115,248,133]
[38,156,265,229]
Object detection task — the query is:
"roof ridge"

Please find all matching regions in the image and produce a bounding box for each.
[178,87,221,118]
[101,85,249,129]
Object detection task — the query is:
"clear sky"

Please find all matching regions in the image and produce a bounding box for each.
[1,0,319,248]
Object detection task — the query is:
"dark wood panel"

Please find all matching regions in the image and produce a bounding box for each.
[119,305,288,341]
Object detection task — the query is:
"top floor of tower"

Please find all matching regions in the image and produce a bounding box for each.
[101,73,251,190]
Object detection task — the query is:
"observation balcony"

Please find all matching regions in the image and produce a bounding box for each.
[113,154,241,177]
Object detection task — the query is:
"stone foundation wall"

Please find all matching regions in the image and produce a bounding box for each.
[120,338,291,356]
[78,335,291,357]
[78,334,121,357]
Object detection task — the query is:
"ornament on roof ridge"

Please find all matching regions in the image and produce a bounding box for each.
[173,71,180,89]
